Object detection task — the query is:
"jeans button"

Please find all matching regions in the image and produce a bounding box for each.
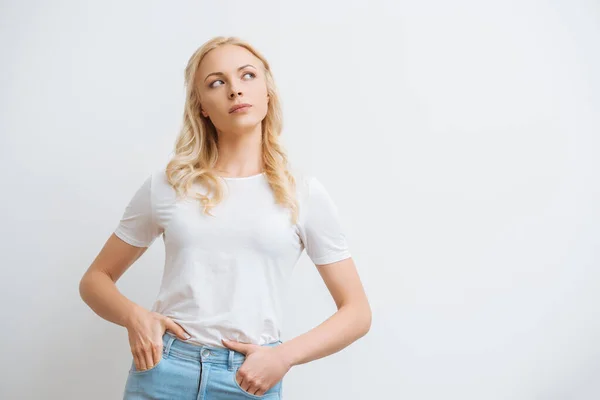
[201,349,211,358]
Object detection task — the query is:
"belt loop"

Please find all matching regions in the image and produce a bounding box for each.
[228,349,235,371]
[163,333,176,358]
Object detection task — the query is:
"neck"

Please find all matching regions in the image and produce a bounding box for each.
[213,123,264,177]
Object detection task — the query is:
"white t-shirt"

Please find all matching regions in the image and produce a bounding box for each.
[114,167,351,347]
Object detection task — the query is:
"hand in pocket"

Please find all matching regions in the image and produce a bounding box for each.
[222,339,290,396]
[126,309,191,371]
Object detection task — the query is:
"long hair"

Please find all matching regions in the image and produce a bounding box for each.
[165,36,299,225]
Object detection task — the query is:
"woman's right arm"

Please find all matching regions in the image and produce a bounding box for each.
[78,233,148,328]
[79,232,191,371]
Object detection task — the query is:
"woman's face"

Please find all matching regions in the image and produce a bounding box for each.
[196,44,269,134]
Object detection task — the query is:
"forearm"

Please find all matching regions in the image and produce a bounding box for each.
[79,270,142,328]
[276,303,371,368]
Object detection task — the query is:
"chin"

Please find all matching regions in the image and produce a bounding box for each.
[226,120,263,133]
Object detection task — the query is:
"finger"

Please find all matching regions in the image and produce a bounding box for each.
[153,344,162,365]
[240,377,251,392]
[165,319,192,341]
[222,339,251,354]
[240,377,258,395]
[251,380,266,396]
[133,354,141,371]
[256,383,269,396]
[144,349,154,370]
[136,351,147,370]
[236,374,245,389]
[253,386,264,396]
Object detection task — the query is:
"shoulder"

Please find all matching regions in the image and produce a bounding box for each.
[290,169,334,219]
[293,171,328,200]
[149,166,169,187]
[289,165,320,191]
[290,168,315,202]
[146,165,179,204]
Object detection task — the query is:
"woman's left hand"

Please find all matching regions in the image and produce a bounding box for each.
[222,338,291,396]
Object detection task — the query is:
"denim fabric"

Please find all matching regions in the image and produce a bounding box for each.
[123,332,283,399]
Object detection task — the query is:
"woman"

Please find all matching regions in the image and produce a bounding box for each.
[79,36,371,399]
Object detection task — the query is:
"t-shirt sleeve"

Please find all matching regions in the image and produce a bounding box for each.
[299,176,352,265]
[113,173,163,248]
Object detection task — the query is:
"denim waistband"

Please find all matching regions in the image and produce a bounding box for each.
[161,332,282,370]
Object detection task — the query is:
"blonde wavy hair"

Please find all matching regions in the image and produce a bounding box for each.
[165,36,299,225]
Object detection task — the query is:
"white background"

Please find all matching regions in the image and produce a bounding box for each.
[1,0,599,399]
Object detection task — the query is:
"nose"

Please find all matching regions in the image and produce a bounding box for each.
[229,89,242,98]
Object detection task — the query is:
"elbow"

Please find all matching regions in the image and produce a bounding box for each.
[79,271,97,302]
[361,307,372,336]
[354,302,371,337]
[342,299,372,337]
[79,274,89,302]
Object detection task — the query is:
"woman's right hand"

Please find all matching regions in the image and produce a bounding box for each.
[126,309,191,371]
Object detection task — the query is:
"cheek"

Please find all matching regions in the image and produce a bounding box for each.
[258,99,269,117]
[253,86,269,109]
[201,96,222,116]
[248,79,268,98]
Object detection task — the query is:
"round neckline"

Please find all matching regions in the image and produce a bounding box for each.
[219,172,266,181]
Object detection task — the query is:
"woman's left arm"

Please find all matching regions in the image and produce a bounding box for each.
[275,256,372,367]
[222,257,370,396]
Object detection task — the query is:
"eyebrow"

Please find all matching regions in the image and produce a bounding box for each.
[204,64,257,82]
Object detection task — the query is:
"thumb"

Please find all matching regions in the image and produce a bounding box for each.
[222,339,254,354]
[163,317,192,341]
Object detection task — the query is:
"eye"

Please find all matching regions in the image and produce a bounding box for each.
[209,79,224,88]
[209,72,256,88]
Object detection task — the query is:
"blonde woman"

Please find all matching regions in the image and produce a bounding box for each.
[79,36,371,399]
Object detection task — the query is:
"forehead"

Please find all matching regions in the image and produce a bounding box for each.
[197,44,261,78]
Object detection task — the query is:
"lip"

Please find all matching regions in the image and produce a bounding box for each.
[229,103,252,113]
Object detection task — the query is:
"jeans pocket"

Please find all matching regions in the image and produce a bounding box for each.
[231,367,281,399]
[129,354,165,375]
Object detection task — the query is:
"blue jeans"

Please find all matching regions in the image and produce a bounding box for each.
[123,331,284,399]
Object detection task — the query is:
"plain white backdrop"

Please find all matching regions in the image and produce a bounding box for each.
[1,0,599,399]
